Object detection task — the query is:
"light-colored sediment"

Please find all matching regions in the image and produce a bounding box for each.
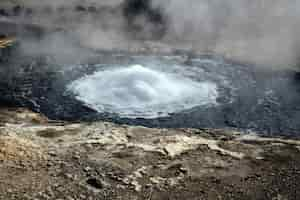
[0,108,299,200]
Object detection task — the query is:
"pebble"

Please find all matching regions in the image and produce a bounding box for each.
[86,177,105,189]
[84,166,92,172]
[48,151,57,157]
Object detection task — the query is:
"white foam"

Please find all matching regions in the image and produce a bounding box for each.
[68,64,218,118]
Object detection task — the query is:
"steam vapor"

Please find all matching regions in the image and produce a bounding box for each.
[152,0,300,67]
[1,0,300,68]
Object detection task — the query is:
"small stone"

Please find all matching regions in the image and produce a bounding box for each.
[131,180,142,192]
[48,151,57,157]
[73,154,80,160]
[179,167,188,174]
[255,156,264,160]
[86,177,105,189]
[167,178,179,186]
[150,177,166,185]
[116,184,126,189]
[84,166,92,172]
[122,177,130,185]
[64,173,74,180]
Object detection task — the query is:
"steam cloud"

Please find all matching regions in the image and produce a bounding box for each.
[152,0,300,67]
[4,0,300,68]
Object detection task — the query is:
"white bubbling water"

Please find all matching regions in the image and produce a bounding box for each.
[68,64,218,118]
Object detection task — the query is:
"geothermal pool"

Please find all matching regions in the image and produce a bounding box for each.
[67,64,218,118]
[2,54,300,136]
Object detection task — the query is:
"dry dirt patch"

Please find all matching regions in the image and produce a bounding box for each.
[0,136,46,165]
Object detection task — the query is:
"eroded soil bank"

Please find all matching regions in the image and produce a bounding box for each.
[0,108,299,200]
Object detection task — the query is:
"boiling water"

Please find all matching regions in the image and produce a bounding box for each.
[68,64,218,118]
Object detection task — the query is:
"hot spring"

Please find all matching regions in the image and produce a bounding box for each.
[67,64,218,118]
[2,53,300,136]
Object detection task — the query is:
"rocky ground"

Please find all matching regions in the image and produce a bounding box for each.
[0,107,298,200]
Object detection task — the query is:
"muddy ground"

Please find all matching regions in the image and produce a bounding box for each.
[0,107,299,200]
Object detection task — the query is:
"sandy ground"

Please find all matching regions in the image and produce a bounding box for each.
[0,108,299,200]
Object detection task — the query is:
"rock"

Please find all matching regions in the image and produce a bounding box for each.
[131,180,142,192]
[72,154,81,160]
[150,177,166,185]
[133,166,148,178]
[48,150,57,157]
[86,177,105,189]
[179,166,189,174]
[64,173,74,180]
[75,5,87,12]
[84,166,92,172]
